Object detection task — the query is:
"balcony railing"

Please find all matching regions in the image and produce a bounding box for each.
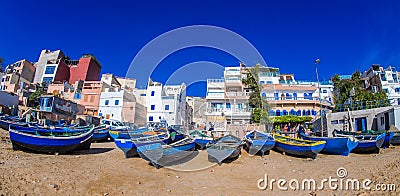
[225,92,250,97]
[206,108,253,114]
[207,79,224,83]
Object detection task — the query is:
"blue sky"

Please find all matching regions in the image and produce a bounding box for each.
[1,0,399,96]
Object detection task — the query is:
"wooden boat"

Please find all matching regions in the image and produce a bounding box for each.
[92,125,111,142]
[244,130,275,156]
[333,132,385,154]
[301,135,358,156]
[9,124,93,154]
[14,124,93,136]
[137,137,195,168]
[0,118,29,130]
[273,134,326,159]
[114,131,170,158]
[167,125,185,144]
[206,135,242,165]
[333,130,393,148]
[189,130,213,150]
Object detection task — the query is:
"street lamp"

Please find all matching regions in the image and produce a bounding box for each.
[314,59,323,136]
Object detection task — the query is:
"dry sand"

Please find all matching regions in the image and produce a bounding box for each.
[0,128,399,195]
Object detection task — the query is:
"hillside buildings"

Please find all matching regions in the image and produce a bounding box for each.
[0,59,36,93]
[145,79,191,128]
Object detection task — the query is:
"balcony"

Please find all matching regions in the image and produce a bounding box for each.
[225,92,250,99]
[205,108,252,116]
[206,92,225,99]
[225,77,242,87]
[207,79,225,90]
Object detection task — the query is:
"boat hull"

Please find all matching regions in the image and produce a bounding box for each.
[302,136,358,156]
[244,131,275,156]
[352,134,385,154]
[194,138,213,150]
[273,134,325,159]
[391,135,400,145]
[137,138,196,168]
[9,126,93,154]
[206,135,242,165]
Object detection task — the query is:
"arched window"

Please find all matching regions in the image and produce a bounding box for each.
[311,110,317,115]
[276,110,281,116]
[283,110,288,115]
[297,110,302,116]
[302,110,306,116]
[290,109,296,115]
[269,110,275,116]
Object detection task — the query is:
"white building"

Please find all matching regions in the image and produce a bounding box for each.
[362,65,400,105]
[145,79,188,127]
[98,74,147,126]
[33,49,66,84]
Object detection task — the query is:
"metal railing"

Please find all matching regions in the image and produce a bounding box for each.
[333,99,391,112]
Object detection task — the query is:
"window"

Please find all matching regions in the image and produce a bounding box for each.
[115,100,119,105]
[99,113,102,117]
[395,88,400,93]
[45,66,56,74]
[261,92,266,97]
[6,76,10,82]
[42,77,53,86]
[322,90,327,93]
[237,103,242,109]
[103,120,110,125]
[260,81,265,84]
[331,120,339,125]
[151,105,155,110]
[226,103,231,109]
[151,91,155,96]
[1,78,4,82]
[308,93,313,100]
[74,93,82,100]
[380,116,384,125]
[383,89,389,94]
[159,116,161,119]
[274,93,279,100]
[293,93,297,100]
[149,116,153,121]
[140,93,146,96]
[165,105,169,110]
[339,120,344,124]
[105,100,109,105]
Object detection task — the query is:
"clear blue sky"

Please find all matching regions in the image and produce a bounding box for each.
[1,0,399,96]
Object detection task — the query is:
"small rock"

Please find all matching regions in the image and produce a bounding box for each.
[137,181,141,184]
[272,166,275,169]
[167,189,172,192]
[292,170,296,172]
[75,155,80,158]
[54,152,59,156]
[210,169,214,173]
[288,159,291,162]
[103,193,109,196]
[15,156,19,159]
[175,176,180,179]
[0,161,4,164]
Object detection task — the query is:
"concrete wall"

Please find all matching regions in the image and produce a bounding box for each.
[325,106,393,136]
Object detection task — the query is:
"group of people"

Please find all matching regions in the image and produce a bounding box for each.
[279,123,310,138]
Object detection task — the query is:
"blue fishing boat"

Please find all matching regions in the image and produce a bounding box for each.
[333,130,393,148]
[244,130,275,156]
[273,134,326,159]
[9,124,93,154]
[92,125,111,142]
[0,117,29,130]
[207,135,242,165]
[334,132,385,154]
[114,131,170,158]
[137,137,195,169]
[301,135,358,156]
[167,125,185,144]
[391,132,400,145]
[189,130,213,150]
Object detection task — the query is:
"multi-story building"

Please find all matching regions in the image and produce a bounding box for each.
[1,59,36,93]
[33,50,102,86]
[116,77,136,92]
[362,64,400,105]
[205,63,334,135]
[186,96,207,129]
[98,74,146,126]
[33,50,65,84]
[68,54,101,84]
[205,64,252,134]
[145,79,188,127]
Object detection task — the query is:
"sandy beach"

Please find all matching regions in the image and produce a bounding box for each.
[0,128,399,196]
